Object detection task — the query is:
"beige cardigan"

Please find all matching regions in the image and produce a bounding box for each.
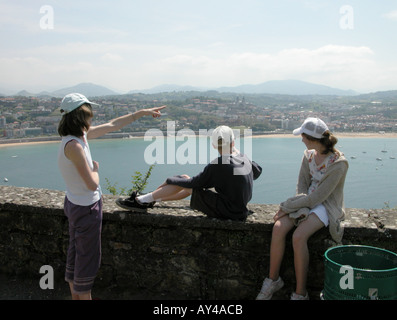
[279,149,349,244]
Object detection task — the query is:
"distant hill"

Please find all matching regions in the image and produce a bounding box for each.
[11,80,397,98]
[216,80,357,96]
[50,83,119,97]
[11,83,119,98]
[128,84,210,94]
[129,80,357,96]
[353,90,397,101]
[16,90,33,97]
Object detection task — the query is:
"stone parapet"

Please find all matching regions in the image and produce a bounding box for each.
[0,186,396,300]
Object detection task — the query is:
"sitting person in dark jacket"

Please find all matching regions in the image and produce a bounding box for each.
[116,125,262,221]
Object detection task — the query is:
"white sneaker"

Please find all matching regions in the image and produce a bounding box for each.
[256,277,284,300]
[290,292,309,300]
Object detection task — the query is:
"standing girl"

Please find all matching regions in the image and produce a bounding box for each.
[256,117,348,300]
[57,93,164,300]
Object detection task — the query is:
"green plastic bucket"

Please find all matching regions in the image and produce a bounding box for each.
[323,245,397,300]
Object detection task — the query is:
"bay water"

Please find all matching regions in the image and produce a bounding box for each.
[1,136,397,209]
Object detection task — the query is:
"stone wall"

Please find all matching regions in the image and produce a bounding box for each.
[0,186,396,300]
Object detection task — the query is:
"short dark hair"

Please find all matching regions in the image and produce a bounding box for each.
[58,104,94,137]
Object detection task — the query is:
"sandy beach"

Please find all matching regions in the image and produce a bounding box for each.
[0,140,61,148]
[1,132,397,148]
[253,132,397,139]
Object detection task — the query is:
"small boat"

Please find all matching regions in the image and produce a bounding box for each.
[390,156,396,159]
[376,158,382,161]
[4,178,8,182]
[350,156,356,159]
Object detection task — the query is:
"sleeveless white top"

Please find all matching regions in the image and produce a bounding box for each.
[57,133,102,206]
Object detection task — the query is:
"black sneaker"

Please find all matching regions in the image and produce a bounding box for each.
[127,190,137,201]
[115,197,147,212]
[115,191,155,212]
[147,201,156,208]
[134,191,156,208]
[138,198,156,208]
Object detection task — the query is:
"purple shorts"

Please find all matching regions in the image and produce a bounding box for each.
[64,196,102,295]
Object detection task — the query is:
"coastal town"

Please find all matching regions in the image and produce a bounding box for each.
[1,90,397,142]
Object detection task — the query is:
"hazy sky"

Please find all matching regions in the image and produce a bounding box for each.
[1,0,397,94]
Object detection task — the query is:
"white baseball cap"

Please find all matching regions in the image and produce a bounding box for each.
[293,117,329,139]
[211,125,235,147]
[60,93,99,114]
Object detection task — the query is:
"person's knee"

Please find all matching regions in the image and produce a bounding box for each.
[292,230,308,250]
[272,218,292,239]
[272,220,283,235]
[292,214,324,250]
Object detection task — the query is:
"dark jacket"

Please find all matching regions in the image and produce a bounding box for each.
[166,153,262,217]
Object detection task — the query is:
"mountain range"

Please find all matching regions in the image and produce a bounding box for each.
[0,80,361,97]
[10,83,118,98]
[127,80,357,96]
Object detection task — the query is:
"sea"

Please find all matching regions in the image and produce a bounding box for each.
[1,135,397,209]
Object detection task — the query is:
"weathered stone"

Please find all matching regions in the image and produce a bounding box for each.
[0,185,396,300]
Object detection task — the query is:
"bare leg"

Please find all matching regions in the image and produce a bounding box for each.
[78,292,92,300]
[68,282,92,300]
[268,215,295,281]
[69,282,80,300]
[151,184,192,201]
[292,213,324,296]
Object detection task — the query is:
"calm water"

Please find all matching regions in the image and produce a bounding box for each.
[1,136,397,209]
